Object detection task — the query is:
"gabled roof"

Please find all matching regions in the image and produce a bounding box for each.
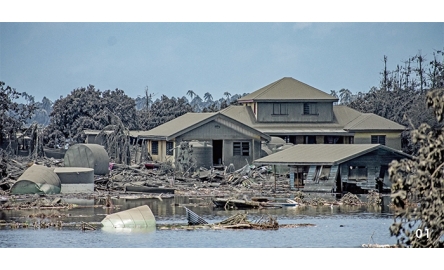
[254,144,412,166]
[137,112,271,141]
[238,77,338,102]
[220,105,405,134]
[136,113,215,140]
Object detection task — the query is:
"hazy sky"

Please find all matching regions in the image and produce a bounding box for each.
[1,4,443,102]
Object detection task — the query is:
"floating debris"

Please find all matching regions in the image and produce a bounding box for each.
[101,205,156,229]
[184,206,208,225]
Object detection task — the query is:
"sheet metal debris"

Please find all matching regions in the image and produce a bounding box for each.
[184,206,208,225]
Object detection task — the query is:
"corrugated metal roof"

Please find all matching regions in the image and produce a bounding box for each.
[221,105,405,132]
[254,144,411,166]
[138,113,216,139]
[136,112,270,141]
[238,77,338,102]
[344,113,406,131]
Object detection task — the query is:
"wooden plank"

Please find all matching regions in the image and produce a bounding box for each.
[124,186,175,194]
[306,165,317,181]
[328,165,339,182]
[341,164,349,183]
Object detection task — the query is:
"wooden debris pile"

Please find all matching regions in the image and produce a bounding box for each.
[2,220,65,229]
[309,197,327,206]
[0,196,72,210]
[340,192,363,206]
[214,213,279,230]
[366,190,382,206]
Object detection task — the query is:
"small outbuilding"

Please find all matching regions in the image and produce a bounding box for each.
[254,144,412,194]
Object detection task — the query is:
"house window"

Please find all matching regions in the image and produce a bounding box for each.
[233,142,249,156]
[303,103,317,115]
[166,141,174,156]
[371,135,386,145]
[349,166,368,181]
[152,141,159,155]
[273,103,287,115]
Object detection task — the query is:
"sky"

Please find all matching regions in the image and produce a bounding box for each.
[1,2,443,103]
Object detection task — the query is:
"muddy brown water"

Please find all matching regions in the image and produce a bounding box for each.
[0,194,397,248]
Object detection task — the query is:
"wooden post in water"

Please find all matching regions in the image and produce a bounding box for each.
[273,165,277,192]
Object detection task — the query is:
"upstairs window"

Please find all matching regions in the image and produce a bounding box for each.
[303,103,317,115]
[151,141,159,155]
[233,142,250,156]
[273,103,288,115]
[166,141,174,156]
[371,135,386,145]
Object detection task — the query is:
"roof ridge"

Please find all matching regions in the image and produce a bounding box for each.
[347,114,371,129]
[254,77,286,99]
[337,106,365,128]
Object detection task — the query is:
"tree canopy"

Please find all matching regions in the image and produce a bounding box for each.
[0,81,36,145]
[389,88,444,248]
[137,95,193,130]
[44,85,138,146]
[348,51,444,154]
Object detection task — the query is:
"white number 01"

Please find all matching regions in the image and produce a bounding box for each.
[415,228,430,238]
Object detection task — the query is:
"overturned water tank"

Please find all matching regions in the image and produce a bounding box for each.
[64,144,109,175]
[11,165,61,194]
[101,205,156,229]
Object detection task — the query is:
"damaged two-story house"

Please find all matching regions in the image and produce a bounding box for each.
[85,77,408,193]
[221,77,405,150]
[227,76,408,193]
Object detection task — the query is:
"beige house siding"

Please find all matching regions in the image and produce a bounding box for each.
[316,135,324,144]
[149,140,175,163]
[353,132,401,150]
[245,102,258,120]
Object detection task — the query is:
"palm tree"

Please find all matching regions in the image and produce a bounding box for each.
[186,90,196,100]
[204,92,213,103]
[339,88,352,105]
[330,90,339,105]
[224,91,231,103]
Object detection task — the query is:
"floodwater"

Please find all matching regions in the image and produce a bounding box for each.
[0,194,398,248]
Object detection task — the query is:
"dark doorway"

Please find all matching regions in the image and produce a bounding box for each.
[213,140,223,165]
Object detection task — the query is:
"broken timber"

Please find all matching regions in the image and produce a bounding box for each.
[124,186,175,194]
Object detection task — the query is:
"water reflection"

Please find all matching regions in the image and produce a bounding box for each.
[0,194,398,248]
[0,194,394,224]
[101,226,156,234]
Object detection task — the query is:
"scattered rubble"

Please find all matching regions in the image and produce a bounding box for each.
[0,154,384,211]
[339,192,363,206]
